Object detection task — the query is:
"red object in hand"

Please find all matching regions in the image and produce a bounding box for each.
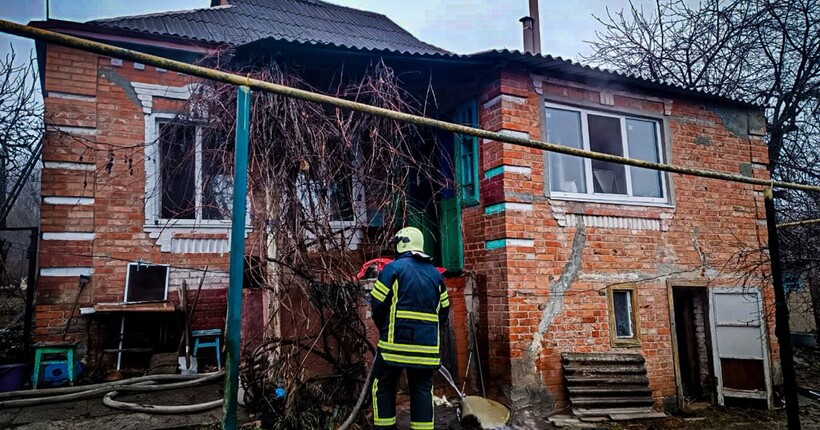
[355,257,445,280]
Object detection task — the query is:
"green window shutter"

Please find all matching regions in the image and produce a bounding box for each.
[439,197,463,271]
[454,101,480,206]
[407,207,439,262]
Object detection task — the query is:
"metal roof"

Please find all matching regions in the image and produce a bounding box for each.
[82,2,756,108]
[88,0,449,55]
[469,50,760,107]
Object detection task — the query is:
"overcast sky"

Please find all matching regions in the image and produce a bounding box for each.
[0,0,649,63]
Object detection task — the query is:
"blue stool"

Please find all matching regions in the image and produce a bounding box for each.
[192,329,222,369]
[32,342,76,389]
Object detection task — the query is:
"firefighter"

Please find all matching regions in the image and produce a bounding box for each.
[370,226,450,430]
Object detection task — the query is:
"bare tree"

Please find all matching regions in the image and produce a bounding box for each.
[586,0,820,330]
[0,48,43,225]
[169,56,446,429]
[0,47,41,365]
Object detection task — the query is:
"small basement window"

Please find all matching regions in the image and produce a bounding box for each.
[124,263,170,302]
[608,285,640,347]
[545,103,666,204]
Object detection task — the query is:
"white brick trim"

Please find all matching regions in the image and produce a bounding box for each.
[40,267,93,277]
[507,238,535,247]
[43,197,95,206]
[498,129,530,140]
[52,125,97,136]
[48,92,96,102]
[43,161,96,171]
[482,94,528,110]
[42,232,95,241]
[564,214,661,231]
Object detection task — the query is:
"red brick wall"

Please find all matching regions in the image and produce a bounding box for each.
[464,70,777,409]
[36,45,234,362]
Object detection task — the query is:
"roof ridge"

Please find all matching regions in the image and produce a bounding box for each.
[89,4,233,24]
[236,0,387,19]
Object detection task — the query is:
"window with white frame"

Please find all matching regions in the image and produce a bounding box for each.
[153,119,233,223]
[545,104,667,203]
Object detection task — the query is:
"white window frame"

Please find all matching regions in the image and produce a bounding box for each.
[545,102,669,205]
[145,113,236,228]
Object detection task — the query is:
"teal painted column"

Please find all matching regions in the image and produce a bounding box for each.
[222,85,251,430]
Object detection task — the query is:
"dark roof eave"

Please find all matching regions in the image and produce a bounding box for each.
[28,19,226,55]
[235,37,480,65]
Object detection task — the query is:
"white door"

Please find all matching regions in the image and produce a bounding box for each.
[709,288,772,408]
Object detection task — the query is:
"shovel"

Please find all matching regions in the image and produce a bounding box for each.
[438,365,510,429]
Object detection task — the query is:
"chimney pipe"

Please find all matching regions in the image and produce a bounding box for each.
[520,16,535,54]
[529,0,542,54]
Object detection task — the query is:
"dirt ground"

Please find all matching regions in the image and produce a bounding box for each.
[2,347,820,429]
[0,382,232,430]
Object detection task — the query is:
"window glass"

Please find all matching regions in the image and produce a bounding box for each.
[125,263,168,302]
[588,115,627,195]
[297,174,355,222]
[202,131,233,220]
[546,108,586,193]
[159,122,196,219]
[460,135,476,197]
[613,290,634,338]
[328,175,355,222]
[546,105,665,202]
[455,103,479,205]
[626,119,662,198]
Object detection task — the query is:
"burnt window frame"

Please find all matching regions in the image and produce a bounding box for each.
[147,113,235,226]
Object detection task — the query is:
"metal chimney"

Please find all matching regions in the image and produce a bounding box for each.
[520,16,535,53]
[520,0,542,54]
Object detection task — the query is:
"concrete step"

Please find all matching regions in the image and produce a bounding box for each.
[563,365,646,376]
[567,386,652,396]
[565,375,649,386]
[569,396,655,407]
[562,352,644,365]
[573,406,659,417]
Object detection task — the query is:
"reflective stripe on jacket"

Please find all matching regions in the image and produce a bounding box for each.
[370,253,450,368]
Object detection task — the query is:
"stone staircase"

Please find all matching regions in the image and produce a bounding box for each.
[562,352,667,421]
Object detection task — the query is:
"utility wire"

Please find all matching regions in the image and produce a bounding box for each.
[1,19,819,194]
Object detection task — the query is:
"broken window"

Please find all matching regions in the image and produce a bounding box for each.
[297,173,357,223]
[159,123,196,219]
[157,120,232,222]
[608,286,639,346]
[546,104,666,203]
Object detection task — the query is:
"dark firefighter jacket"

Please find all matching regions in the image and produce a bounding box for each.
[370,252,450,368]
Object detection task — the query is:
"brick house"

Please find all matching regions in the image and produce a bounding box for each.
[31,0,777,416]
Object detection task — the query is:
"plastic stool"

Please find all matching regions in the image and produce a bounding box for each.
[192,329,222,369]
[32,342,76,389]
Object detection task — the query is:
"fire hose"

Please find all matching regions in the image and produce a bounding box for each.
[0,371,223,413]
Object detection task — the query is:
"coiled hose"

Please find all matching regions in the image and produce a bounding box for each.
[0,371,224,413]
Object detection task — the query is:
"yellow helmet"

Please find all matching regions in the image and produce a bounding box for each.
[393,226,425,254]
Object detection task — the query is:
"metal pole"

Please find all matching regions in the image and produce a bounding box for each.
[222,86,251,430]
[2,18,820,194]
[764,188,801,430]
